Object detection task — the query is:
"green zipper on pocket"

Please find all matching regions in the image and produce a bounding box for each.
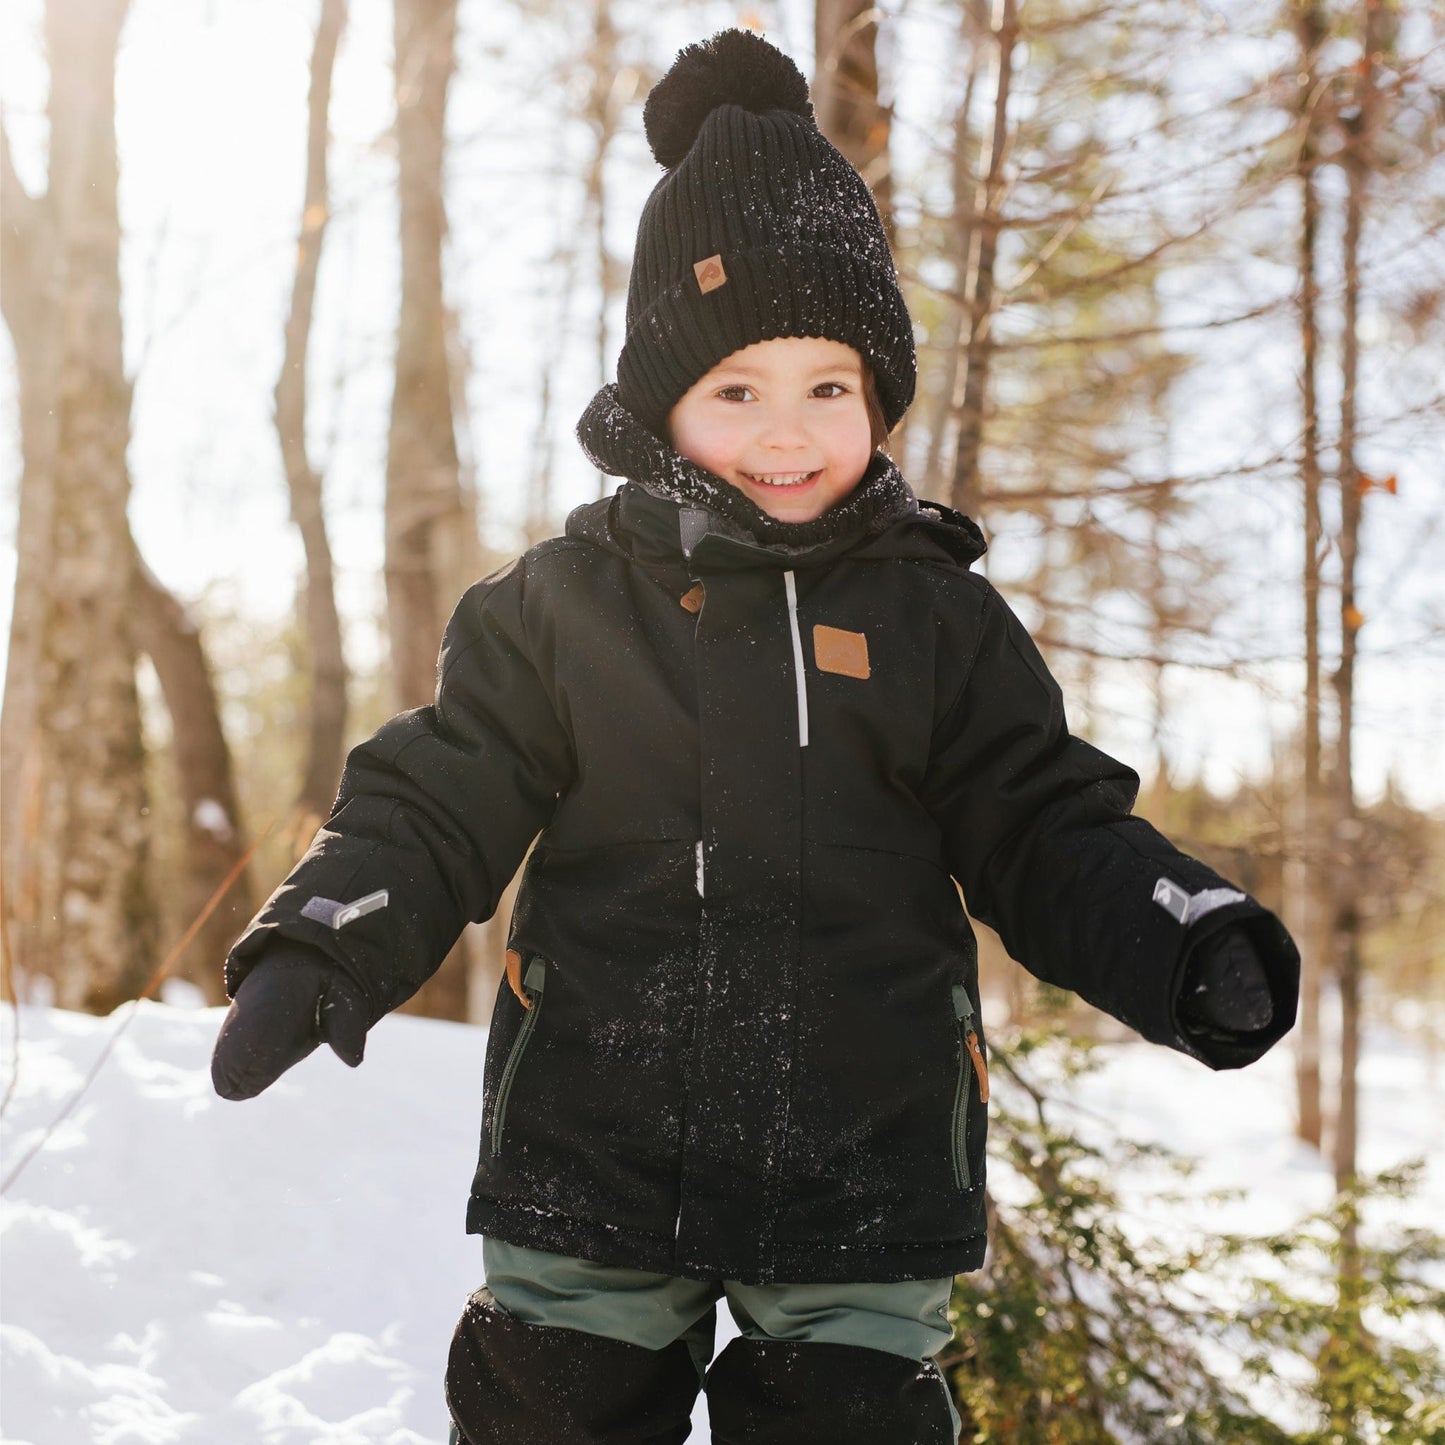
[950,983,990,1190]
[491,958,547,1156]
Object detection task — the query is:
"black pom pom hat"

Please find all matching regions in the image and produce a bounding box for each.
[610,29,916,439]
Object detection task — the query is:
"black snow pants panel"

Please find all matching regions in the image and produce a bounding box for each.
[445,1289,698,1445]
[705,1336,959,1444]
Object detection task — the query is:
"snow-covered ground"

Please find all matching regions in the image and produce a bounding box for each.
[1,997,1440,1444]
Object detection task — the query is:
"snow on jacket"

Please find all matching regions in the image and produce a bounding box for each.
[225,387,1299,1285]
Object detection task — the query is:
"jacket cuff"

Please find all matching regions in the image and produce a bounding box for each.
[1170,904,1300,1070]
[224,916,384,1019]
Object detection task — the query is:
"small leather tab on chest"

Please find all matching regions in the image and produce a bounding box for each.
[812,624,870,680]
[679,583,704,613]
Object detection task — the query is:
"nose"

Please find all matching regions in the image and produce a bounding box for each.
[757,399,809,450]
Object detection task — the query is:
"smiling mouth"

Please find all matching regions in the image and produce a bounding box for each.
[743,470,820,488]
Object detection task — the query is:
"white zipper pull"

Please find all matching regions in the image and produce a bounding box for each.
[783,570,809,748]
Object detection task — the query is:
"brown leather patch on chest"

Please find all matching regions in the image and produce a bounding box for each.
[812,624,870,680]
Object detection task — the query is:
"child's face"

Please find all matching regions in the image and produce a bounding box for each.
[666,337,874,524]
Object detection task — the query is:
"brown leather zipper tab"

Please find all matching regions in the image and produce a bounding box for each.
[505,949,532,1009]
[680,583,704,613]
[965,1029,990,1101]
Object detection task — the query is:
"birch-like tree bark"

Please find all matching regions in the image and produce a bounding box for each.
[276,0,350,833]
[388,0,480,1021]
[0,0,155,1010]
[387,0,478,716]
[0,121,58,971]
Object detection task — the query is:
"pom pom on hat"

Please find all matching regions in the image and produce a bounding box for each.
[611,28,917,437]
[643,29,813,169]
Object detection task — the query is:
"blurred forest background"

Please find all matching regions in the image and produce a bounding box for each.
[1,0,1443,1435]
[5,0,1439,1161]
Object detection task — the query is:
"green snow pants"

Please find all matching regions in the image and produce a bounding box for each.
[445,1238,962,1443]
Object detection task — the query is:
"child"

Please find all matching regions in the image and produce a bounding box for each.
[212,30,1299,1445]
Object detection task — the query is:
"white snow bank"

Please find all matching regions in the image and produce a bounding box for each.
[1,999,1440,1443]
[1,1001,489,1445]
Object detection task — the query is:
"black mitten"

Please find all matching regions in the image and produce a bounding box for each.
[1177,927,1274,1035]
[211,944,370,1101]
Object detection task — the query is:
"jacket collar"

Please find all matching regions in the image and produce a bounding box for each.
[571,383,988,572]
[575,384,922,568]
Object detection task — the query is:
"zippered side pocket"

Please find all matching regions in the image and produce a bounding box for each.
[951,983,990,1190]
[491,958,547,1156]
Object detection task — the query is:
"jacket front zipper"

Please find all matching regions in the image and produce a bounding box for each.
[950,983,989,1190]
[782,569,810,747]
[491,958,547,1155]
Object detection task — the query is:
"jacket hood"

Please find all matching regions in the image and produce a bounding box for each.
[572,382,986,572]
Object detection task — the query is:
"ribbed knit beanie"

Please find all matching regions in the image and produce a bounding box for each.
[614,29,916,438]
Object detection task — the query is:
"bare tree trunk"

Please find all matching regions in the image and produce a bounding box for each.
[1146,498,1172,793]
[920,4,985,498]
[388,0,477,713]
[388,0,479,1021]
[813,0,895,244]
[131,556,254,1001]
[949,0,1017,518]
[0,124,60,970]
[1331,0,1384,1244]
[527,200,586,544]
[1,0,156,1011]
[581,0,627,498]
[275,0,350,832]
[1289,0,1327,1152]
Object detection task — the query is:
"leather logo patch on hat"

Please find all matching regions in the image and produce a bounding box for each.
[813,624,870,680]
[694,254,727,294]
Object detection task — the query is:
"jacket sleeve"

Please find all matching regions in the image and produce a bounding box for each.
[920,577,1298,1070]
[223,556,575,1021]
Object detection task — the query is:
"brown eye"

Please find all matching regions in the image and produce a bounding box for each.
[716,385,752,402]
[813,382,849,398]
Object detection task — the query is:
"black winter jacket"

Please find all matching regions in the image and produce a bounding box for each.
[226,388,1299,1285]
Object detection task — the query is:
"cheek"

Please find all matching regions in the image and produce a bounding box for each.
[832,405,875,478]
[668,409,731,472]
